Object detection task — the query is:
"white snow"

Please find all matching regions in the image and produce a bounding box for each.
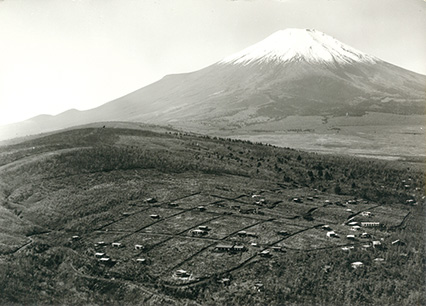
[220,28,378,66]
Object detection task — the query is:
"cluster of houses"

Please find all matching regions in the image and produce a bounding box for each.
[90,241,149,266]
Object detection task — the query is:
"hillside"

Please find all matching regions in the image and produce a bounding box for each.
[0,126,424,305]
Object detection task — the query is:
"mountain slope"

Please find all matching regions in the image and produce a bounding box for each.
[1,28,425,140]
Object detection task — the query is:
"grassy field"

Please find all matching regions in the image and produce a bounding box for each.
[0,125,424,305]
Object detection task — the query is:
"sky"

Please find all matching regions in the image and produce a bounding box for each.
[0,0,425,126]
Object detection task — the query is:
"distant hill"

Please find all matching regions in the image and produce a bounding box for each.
[1,28,425,141]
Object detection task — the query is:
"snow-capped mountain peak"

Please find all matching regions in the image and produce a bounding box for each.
[220,28,378,66]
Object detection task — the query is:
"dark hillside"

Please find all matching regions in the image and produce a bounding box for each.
[0,126,424,305]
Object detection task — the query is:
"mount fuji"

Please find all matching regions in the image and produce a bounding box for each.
[1,28,425,141]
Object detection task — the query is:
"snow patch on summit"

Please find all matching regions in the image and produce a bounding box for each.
[221,29,378,66]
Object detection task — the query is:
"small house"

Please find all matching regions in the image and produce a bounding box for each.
[146,198,157,203]
[220,278,231,286]
[198,206,206,211]
[150,214,160,219]
[122,212,131,216]
[272,246,284,252]
[307,197,314,201]
[112,242,123,248]
[347,200,357,205]
[327,231,339,238]
[259,250,272,257]
[293,197,302,203]
[351,225,362,231]
[100,257,111,263]
[175,269,190,278]
[191,229,207,236]
[359,232,371,239]
[254,283,264,292]
[341,246,354,251]
[361,211,372,217]
[351,261,364,269]
[136,258,147,264]
[277,230,289,236]
[372,241,382,249]
[237,231,247,237]
[135,244,143,250]
[348,221,358,226]
[346,234,356,240]
[72,235,80,241]
[95,252,105,258]
[214,244,234,252]
[198,225,209,231]
[374,258,385,263]
[361,222,380,227]
[95,241,106,247]
[168,202,179,207]
[233,245,247,252]
[322,225,332,231]
[251,242,259,247]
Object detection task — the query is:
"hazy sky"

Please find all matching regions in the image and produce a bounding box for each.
[0,0,425,126]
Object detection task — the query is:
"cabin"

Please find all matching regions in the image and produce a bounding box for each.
[71,235,80,241]
[372,241,382,249]
[351,225,362,231]
[321,225,332,231]
[307,197,314,201]
[361,222,380,227]
[168,202,179,207]
[134,244,143,250]
[233,245,247,252]
[237,231,257,238]
[198,225,209,231]
[347,200,357,205]
[111,242,123,248]
[272,246,284,252]
[254,283,264,292]
[150,214,160,219]
[251,242,259,247]
[237,231,247,237]
[122,212,131,216]
[327,231,339,238]
[359,232,371,239]
[374,258,385,263]
[214,244,234,252]
[136,258,147,264]
[95,241,106,247]
[95,252,105,258]
[341,246,354,251]
[346,234,356,240]
[361,211,372,217]
[191,229,207,236]
[198,206,206,211]
[259,250,272,257]
[293,197,302,203]
[146,198,157,203]
[351,261,364,269]
[348,221,358,226]
[277,230,289,236]
[175,269,190,278]
[219,278,231,286]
